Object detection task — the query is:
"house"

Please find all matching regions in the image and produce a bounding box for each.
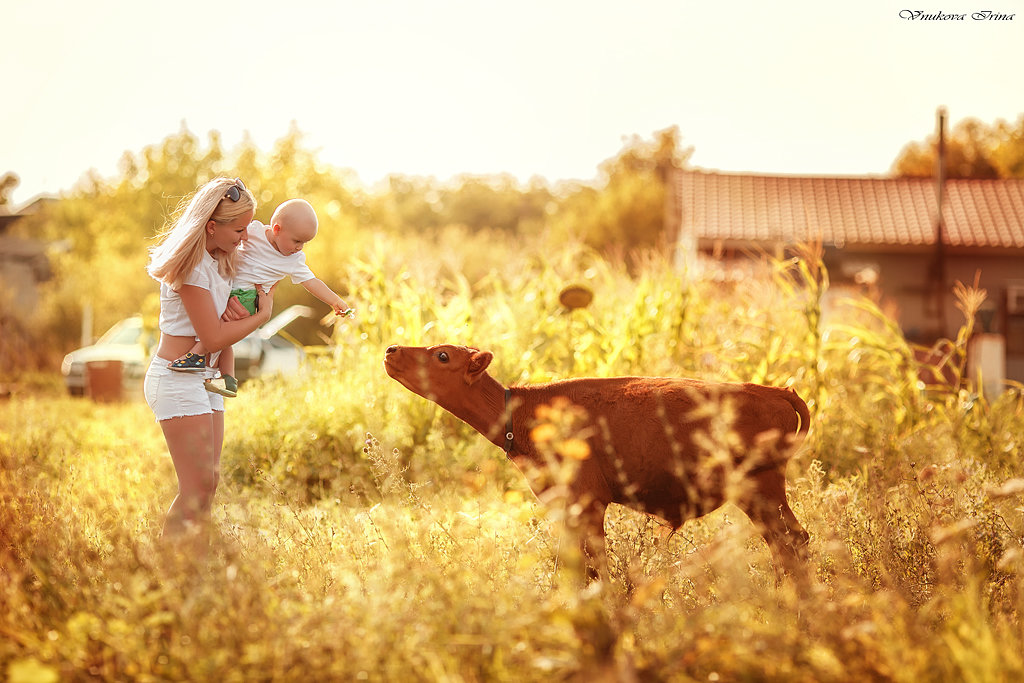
[671,169,1024,388]
[0,196,58,316]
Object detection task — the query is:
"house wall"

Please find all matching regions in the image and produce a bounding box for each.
[826,249,1024,384]
[0,245,45,315]
[946,255,1024,385]
[825,250,936,340]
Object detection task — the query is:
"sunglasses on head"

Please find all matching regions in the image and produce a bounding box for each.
[224,178,246,202]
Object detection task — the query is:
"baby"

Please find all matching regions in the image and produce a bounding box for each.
[169,198,353,396]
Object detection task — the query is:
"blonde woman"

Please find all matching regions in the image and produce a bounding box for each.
[145,177,276,542]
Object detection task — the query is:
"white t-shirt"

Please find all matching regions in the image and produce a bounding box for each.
[156,251,231,335]
[232,220,316,292]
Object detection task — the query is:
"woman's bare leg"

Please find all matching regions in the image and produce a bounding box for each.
[160,412,221,540]
[211,409,224,493]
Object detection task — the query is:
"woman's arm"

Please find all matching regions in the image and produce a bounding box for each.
[180,283,276,352]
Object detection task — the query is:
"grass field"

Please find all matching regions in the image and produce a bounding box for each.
[3,235,1023,681]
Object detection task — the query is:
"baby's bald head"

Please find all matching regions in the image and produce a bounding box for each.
[272,199,318,241]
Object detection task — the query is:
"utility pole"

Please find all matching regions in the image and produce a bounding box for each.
[932,106,948,337]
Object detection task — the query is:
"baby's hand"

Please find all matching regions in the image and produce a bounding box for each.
[322,305,355,326]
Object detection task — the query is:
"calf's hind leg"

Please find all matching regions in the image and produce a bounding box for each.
[739,468,809,577]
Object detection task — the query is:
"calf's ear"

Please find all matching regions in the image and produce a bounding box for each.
[465,350,493,384]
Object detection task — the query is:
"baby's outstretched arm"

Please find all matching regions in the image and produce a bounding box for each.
[302,278,354,317]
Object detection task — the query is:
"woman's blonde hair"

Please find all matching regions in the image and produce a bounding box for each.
[147,177,256,289]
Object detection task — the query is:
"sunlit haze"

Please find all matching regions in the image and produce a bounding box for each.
[3,0,1021,205]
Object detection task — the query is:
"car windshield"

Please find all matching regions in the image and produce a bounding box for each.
[96,319,142,345]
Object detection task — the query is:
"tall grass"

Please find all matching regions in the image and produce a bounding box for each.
[3,229,1023,681]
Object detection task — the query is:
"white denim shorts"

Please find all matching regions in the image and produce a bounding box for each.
[144,356,224,422]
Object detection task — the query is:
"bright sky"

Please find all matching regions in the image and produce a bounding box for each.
[3,0,1022,206]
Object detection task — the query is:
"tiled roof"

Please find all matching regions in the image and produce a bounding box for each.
[675,170,1024,249]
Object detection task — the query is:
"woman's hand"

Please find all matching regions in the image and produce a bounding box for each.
[256,283,277,323]
[221,296,251,321]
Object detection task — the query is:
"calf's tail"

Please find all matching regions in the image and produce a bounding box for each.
[782,387,811,436]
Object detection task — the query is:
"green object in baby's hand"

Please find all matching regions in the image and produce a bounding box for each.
[341,308,355,318]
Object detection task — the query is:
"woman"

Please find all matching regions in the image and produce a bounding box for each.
[144,177,275,541]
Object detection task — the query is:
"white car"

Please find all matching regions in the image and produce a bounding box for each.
[61,317,149,396]
[61,305,314,396]
[229,305,315,381]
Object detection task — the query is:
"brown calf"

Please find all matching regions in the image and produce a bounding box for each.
[384,343,810,580]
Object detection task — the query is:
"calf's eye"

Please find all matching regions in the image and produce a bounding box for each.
[437,351,449,363]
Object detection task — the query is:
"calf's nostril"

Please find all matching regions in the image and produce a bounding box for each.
[385,345,398,355]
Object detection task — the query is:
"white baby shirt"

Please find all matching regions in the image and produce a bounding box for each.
[232,220,316,292]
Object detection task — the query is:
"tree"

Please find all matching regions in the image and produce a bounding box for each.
[991,114,1024,178]
[0,172,18,207]
[365,171,554,236]
[14,124,371,362]
[439,174,551,233]
[551,126,693,252]
[891,115,1024,179]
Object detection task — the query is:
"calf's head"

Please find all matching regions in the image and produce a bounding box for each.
[384,344,495,408]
